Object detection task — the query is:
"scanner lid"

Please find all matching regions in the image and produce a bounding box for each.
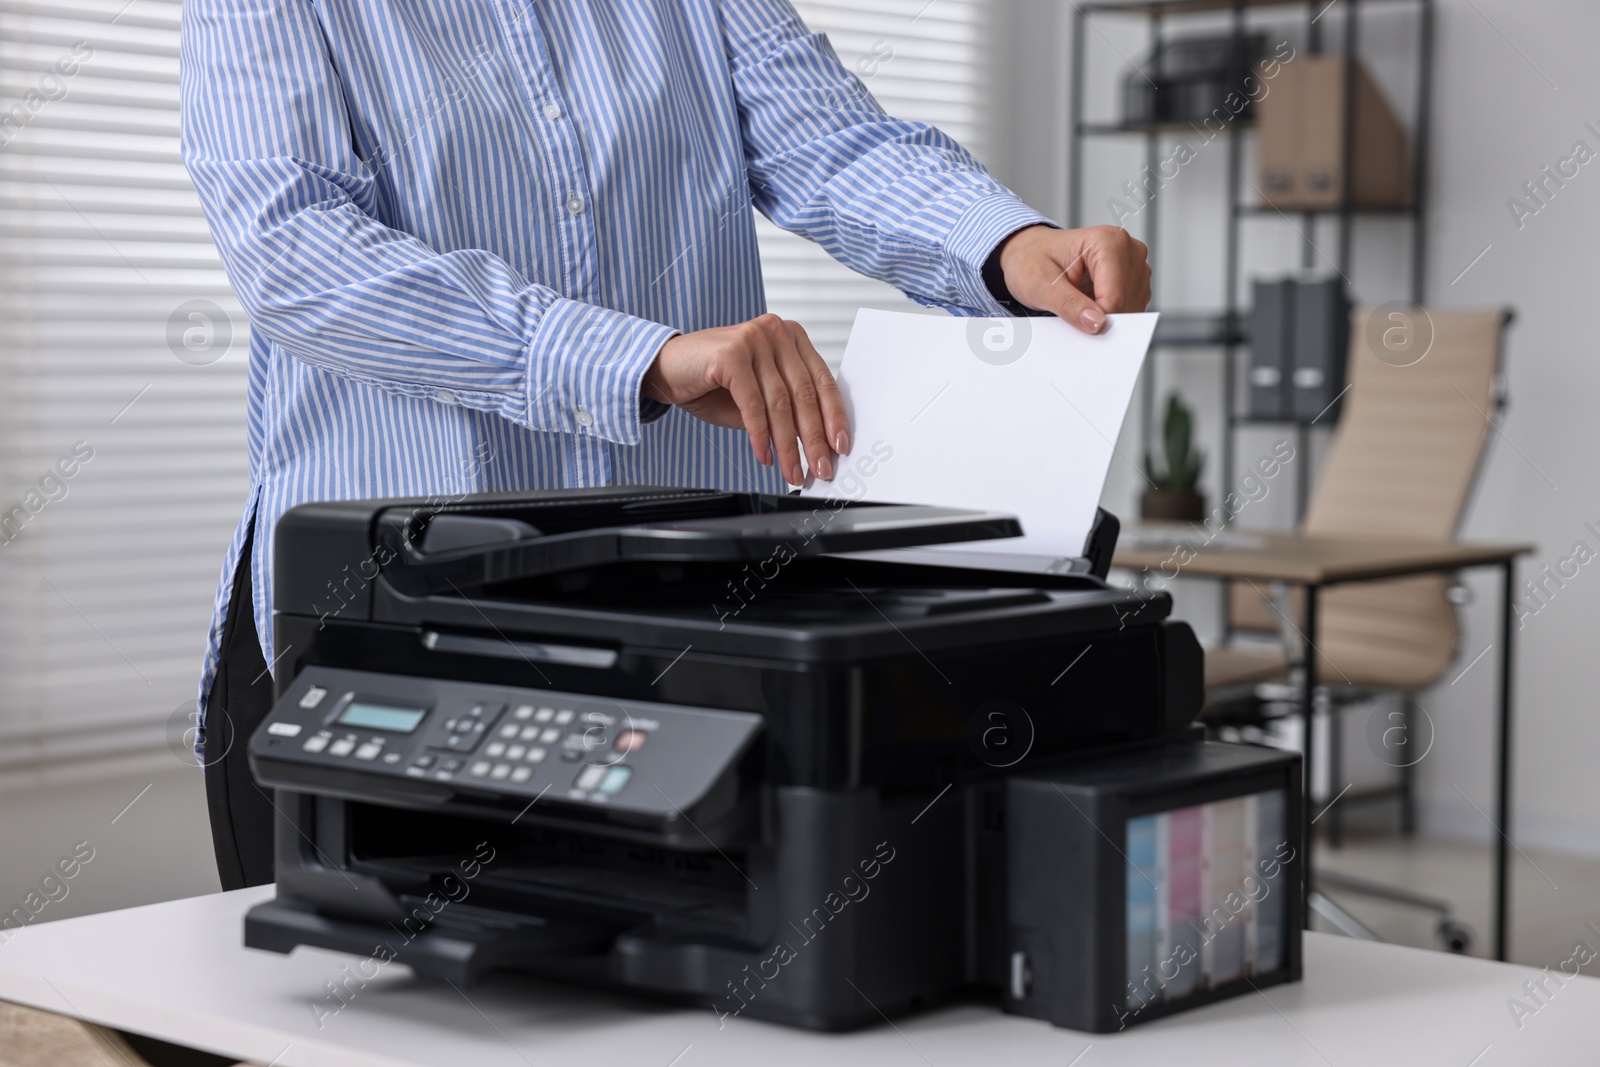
[371,488,1025,597]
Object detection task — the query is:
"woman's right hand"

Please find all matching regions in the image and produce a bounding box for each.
[642,313,850,484]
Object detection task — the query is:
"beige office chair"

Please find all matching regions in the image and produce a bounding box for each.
[1208,305,1507,692]
[1204,305,1509,952]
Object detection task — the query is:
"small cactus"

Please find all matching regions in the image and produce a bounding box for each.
[1143,393,1204,493]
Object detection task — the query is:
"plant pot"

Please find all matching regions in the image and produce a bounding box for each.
[1140,489,1206,522]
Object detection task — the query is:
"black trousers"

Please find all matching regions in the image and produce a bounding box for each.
[203,520,277,890]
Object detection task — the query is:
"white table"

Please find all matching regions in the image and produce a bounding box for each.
[0,886,1593,1066]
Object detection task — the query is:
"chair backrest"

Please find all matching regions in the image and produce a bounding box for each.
[1302,306,1504,539]
[1228,306,1507,689]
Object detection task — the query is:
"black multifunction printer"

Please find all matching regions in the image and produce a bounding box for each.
[246,487,1303,1033]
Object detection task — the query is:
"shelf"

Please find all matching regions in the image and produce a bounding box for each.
[1081,0,1427,16]
[1234,202,1419,218]
[1151,312,1248,348]
[1229,415,1335,427]
[1071,0,1433,533]
[1078,119,1255,137]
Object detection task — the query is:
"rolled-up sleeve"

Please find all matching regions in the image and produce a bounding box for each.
[717,0,1056,316]
[180,0,672,445]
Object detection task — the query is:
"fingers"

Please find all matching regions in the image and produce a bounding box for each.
[665,315,847,481]
[771,344,831,483]
[1041,264,1111,335]
[747,319,805,485]
[1079,226,1151,315]
[722,355,772,467]
[784,320,848,469]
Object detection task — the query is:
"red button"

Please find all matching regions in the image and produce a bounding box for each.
[615,730,646,753]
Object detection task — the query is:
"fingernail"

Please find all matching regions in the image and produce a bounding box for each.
[762,443,774,466]
[1080,307,1107,332]
[835,431,851,455]
[789,464,805,486]
[817,454,835,481]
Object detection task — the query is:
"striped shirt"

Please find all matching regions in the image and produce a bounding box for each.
[180,0,1053,735]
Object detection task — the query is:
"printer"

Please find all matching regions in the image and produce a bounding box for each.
[245,487,1302,1032]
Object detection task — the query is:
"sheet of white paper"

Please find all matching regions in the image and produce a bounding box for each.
[801,307,1158,557]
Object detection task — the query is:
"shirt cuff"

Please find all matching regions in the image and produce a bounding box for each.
[640,395,672,424]
[526,299,678,446]
[943,192,1058,316]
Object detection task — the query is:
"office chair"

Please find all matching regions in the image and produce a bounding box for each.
[1203,305,1512,953]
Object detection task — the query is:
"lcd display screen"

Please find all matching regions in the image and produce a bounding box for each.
[337,701,428,734]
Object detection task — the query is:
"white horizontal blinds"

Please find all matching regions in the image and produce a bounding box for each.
[759,0,992,363]
[0,0,249,783]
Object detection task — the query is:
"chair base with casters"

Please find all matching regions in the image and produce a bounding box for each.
[1312,873,1474,954]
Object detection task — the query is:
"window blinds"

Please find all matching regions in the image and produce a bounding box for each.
[0,0,248,785]
[0,0,992,784]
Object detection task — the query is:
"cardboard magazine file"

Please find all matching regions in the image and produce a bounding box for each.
[1256,56,1411,211]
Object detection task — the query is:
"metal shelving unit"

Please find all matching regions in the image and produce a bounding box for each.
[1069,0,1434,523]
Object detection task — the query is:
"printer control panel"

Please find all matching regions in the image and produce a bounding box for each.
[249,666,762,819]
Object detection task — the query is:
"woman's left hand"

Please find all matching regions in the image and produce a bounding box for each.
[997,224,1152,335]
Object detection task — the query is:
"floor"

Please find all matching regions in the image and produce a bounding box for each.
[1313,826,1600,970]
[4,765,1600,976]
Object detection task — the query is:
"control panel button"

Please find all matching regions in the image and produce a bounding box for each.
[514,705,536,721]
[507,745,526,760]
[554,709,575,725]
[412,753,435,769]
[526,747,547,764]
[328,736,357,757]
[268,722,303,738]
[440,757,462,772]
[615,729,646,753]
[490,763,512,780]
[499,723,520,740]
[354,742,383,761]
[598,766,632,795]
[426,702,501,756]
[511,766,532,783]
[382,751,402,764]
[540,727,561,745]
[302,732,331,754]
[485,742,506,758]
[298,686,329,709]
[469,761,491,778]
[535,707,555,723]
[519,725,539,743]
[574,765,607,791]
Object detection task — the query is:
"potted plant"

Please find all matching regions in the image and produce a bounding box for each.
[1141,393,1206,521]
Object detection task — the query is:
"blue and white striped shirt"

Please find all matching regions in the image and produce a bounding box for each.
[180,0,1052,729]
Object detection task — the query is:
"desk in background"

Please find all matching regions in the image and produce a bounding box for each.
[1114,526,1533,960]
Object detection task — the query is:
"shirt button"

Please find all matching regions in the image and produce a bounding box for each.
[575,408,595,428]
[566,193,586,215]
[543,102,563,121]
[435,389,457,405]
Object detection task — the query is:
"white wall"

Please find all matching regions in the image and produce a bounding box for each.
[1413,0,1600,855]
[1015,0,1600,856]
